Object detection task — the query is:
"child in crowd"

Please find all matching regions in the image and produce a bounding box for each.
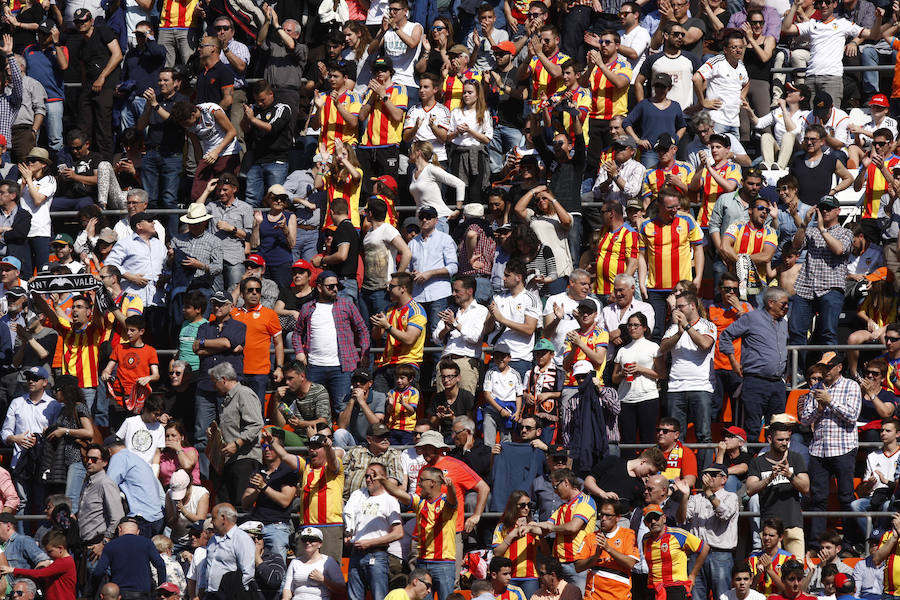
[116,396,166,470]
[523,338,563,445]
[385,364,420,445]
[482,343,523,444]
[0,531,76,600]
[101,315,160,430]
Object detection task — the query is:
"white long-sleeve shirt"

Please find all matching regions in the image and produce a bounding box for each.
[592,158,646,204]
[409,163,466,218]
[433,300,489,358]
[1,392,60,466]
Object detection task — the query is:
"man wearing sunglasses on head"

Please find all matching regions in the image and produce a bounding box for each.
[78,444,126,568]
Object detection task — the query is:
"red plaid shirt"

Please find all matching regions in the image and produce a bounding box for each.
[293,297,370,372]
[457,222,496,277]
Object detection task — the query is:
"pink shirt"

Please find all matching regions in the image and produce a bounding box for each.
[159,447,201,486]
[0,466,20,512]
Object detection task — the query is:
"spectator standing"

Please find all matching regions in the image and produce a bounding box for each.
[402,73,450,166]
[230,277,284,406]
[0,184,31,289]
[23,25,66,156]
[433,275,487,395]
[583,31,632,165]
[745,422,810,557]
[356,56,408,193]
[258,7,307,131]
[73,9,120,161]
[659,291,716,459]
[78,444,125,561]
[104,212,167,312]
[10,55,44,165]
[310,198,361,301]
[612,312,664,447]
[195,173,254,294]
[169,102,240,201]
[156,0,199,67]
[366,0,422,105]
[343,462,403,600]
[635,22,700,110]
[18,148,55,271]
[105,436,166,537]
[119,23,165,131]
[573,498,639,600]
[641,503,709,600]
[788,196,853,368]
[167,205,223,299]
[542,271,600,369]
[852,417,900,535]
[719,287,789,442]
[208,363,264,506]
[589,145,645,218]
[788,125,853,208]
[676,465,740,600]
[799,353,862,542]
[192,292,246,476]
[407,205,457,338]
[241,80,293,209]
[639,186,704,340]
[198,504,256,600]
[213,17,250,132]
[293,270,369,410]
[782,0,881,108]
[487,258,541,380]
[239,438,298,561]
[92,518,166,595]
[692,31,749,136]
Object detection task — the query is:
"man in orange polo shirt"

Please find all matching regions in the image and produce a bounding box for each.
[230,276,283,407]
[706,273,753,424]
[576,498,638,600]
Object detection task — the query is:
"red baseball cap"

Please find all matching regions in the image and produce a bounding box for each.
[492,41,516,54]
[869,93,890,108]
[244,254,266,268]
[157,583,180,595]
[371,175,398,194]
[0,134,7,147]
[834,573,853,590]
[724,426,747,441]
[291,259,313,272]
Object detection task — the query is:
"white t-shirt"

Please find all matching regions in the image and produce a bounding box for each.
[802,107,852,147]
[862,447,900,492]
[619,26,652,81]
[404,103,451,161]
[362,223,401,291]
[20,175,57,238]
[484,367,523,404]
[382,21,422,89]
[664,317,717,392]
[615,337,660,403]
[344,489,402,557]
[365,0,389,24]
[116,415,165,465]
[848,244,885,275]
[282,555,344,600]
[542,292,602,366]
[493,289,542,360]
[400,447,426,494]
[696,55,749,128]
[450,107,494,147]
[794,17,862,77]
[308,303,340,366]
[190,103,240,157]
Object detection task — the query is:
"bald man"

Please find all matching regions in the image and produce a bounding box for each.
[93,518,166,599]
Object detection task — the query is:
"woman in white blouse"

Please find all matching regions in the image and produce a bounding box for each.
[281,527,345,600]
[447,80,493,204]
[513,184,573,295]
[19,147,57,275]
[408,140,465,234]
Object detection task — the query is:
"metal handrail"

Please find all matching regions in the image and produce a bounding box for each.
[789,343,886,388]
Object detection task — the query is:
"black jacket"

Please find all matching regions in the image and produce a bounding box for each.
[2,207,31,266]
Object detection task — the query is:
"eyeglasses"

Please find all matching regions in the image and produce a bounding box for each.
[754,205,771,213]
[808,375,822,382]
[552,480,565,490]
[12,591,26,596]
[440,374,457,380]
[600,512,617,518]
[70,142,86,151]
[626,322,643,328]
[215,25,232,30]
[748,20,765,24]
[553,140,567,147]
[657,428,676,434]
[865,370,884,379]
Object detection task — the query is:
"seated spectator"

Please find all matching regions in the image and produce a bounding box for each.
[0,514,50,569]
[724,562,768,600]
[151,535,187,596]
[532,556,583,600]
[164,469,209,553]
[230,254,280,309]
[803,530,854,594]
[848,277,895,377]
[448,416,491,482]
[624,75,687,169]
[857,359,898,442]
[767,559,816,600]
[714,426,751,494]
[269,362,330,443]
[432,275,487,396]
[584,447,665,514]
[852,417,899,543]
[655,416,698,487]
[239,438,298,561]
[342,422,405,501]
[427,360,476,440]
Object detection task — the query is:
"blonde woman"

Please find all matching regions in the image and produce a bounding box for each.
[409,140,466,233]
[315,138,364,228]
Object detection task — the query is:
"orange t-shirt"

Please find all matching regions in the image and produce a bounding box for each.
[430,456,484,533]
[110,343,159,397]
[230,305,282,375]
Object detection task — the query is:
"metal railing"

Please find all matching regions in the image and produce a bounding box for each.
[789,343,886,388]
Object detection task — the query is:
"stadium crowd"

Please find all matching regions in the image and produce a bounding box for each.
[4,0,900,598]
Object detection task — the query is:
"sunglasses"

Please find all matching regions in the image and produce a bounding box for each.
[874,140,890,146]
[657,427,676,434]
[418,581,433,590]
[754,205,771,213]
[886,337,900,343]
[70,142,86,151]
[520,424,536,431]
[432,25,446,30]
[748,20,764,24]
[668,31,686,37]
[245,288,261,293]
[865,370,883,379]
[721,286,739,293]
[300,537,320,543]
[85,456,101,463]
[323,283,339,290]
[215,25,232,30]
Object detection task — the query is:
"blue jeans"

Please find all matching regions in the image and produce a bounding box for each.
[361,288,390,327]
[436,217,449,234]
[691,550,733,600]
[194,388,220,479]
[338,278,359,302]
[559,560,587,595]
[348,549,390,600]
[787,290,843,367]
[142,149,184,236]
[714,123,739,137]
[851,495,891,542]
[512,579,539,599]
[262,522,291,561]
[333,428,356,448]
[245,161,289,208]
[741,374,786,444]
[639,150,659,169]
[293,228,319,261]
[65,461,87,514]
[646,290,670,342]
[668,390,713,465]
[120,96,146,130]
[243,373,269,409]
[509,359,532,382]
[474,277,492,304]
[45,100,64,153]
[216,262,246,294]
[419,560,456,600]
[84,386,103,427]
[489,124,523,173]
[306,364,352,416]
[860,45,895,96]
[421,296,450,340]
[567,213,583,269]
